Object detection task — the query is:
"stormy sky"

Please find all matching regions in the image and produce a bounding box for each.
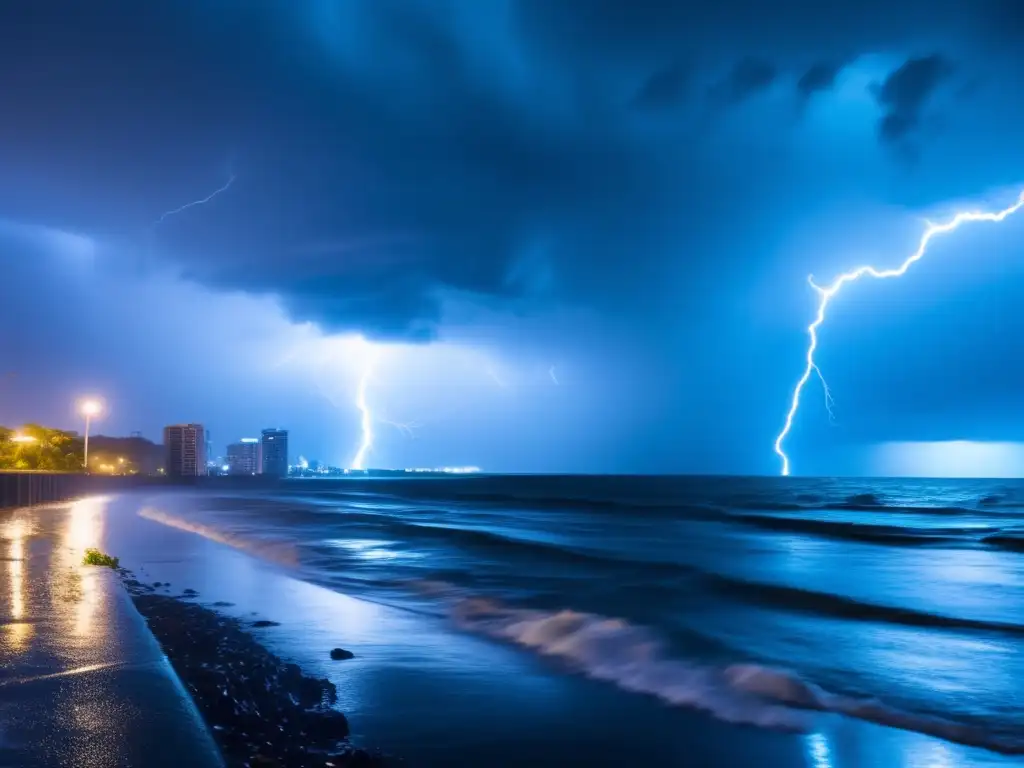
[1,1,1024,474]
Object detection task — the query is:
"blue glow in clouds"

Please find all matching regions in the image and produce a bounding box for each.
[873,441,1024,478]
[775,190,1024,476]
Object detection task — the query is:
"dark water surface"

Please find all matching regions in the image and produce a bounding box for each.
[18,475,1024,765]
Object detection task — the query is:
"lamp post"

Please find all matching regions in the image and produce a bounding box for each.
[80,400,102,470]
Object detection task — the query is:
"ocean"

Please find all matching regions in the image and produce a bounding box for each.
[102,476,1024,763]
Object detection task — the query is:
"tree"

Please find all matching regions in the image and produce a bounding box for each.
[0,424,84,471]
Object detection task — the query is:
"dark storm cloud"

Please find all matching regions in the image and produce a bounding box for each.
[797,62,844,98]
[711,58,778,104]
[632,64,690,111]
[875,54,955,143]
[0,0,1016,343]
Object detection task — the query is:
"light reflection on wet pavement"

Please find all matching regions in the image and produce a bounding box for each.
[0,498,221,768]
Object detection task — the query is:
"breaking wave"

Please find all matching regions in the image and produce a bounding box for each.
[983,532,1024,552]
[450,594,1024,755]
[725,513,984,545]
[138,507,300,567]
[703,573,1024,636]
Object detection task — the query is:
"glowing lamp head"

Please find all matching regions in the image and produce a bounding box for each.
[80,400,102,417]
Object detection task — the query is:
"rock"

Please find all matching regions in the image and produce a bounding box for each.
[120,587,386,767]
[302,710,350,742]
[251,620,280,628]
[329,648,355,661]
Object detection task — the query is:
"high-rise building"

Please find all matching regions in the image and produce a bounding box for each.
[164,424,207,477]
[260,428,289,476]
[227,438,260,475]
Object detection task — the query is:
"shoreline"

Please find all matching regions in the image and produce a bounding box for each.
[98,491,1024,768]
[119,572,387,767]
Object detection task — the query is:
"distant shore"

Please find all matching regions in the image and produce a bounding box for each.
[119,573,386,767]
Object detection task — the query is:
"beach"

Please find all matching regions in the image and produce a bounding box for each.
[3,481,1022,766]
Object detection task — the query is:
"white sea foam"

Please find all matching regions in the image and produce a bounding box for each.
[138,506,300,567]
[447,591,1024,755]
[452,596,808,731]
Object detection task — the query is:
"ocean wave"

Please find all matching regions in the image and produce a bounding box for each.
[138,507,300,567]
[293,483,647,512]
[448,493,726,520]
[978,492,1024,509]
[317,483,724,517]
[284,506,705,574]
[724,665,1021,754]
[732,492,986,517]
[845,492,881,506]
[822,503,982,515]
[451,491,637,510]
[450,594,1024,754]
[726,513,980,545]
[143,501,705,586]
[452,596,809,731]
[704,573,1024,636]
[730,501,808,511]
[982,533,1024,552]
[794,493,824,504]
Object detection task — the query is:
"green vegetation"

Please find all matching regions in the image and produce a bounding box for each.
[0,426,146,473]
[82,548,120,568]
[0,424,83,471]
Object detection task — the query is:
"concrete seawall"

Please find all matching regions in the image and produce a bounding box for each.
[0,473,159,509]
[0,472,294,509]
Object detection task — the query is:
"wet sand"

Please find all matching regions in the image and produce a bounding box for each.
[4,493,1017,767]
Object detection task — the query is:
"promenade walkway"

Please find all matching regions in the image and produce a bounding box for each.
[0,497,223,768]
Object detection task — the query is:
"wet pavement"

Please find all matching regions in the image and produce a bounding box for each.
[0,497,223,768]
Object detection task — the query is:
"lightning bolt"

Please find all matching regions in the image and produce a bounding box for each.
[155,174,236,226]
[814,365,836,423]
[380,417,422,438]
[775,190,1024,476]
[350,352,378,470]
[486,366,508,388]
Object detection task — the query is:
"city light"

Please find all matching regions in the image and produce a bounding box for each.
[10,434,37,444]
[405,466,482,474]
[79,400,102,417]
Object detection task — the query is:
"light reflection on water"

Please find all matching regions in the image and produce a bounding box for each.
[65,496,106,554]
[64,496,108,638]
[6,518,26,619]
[4,517,33,651]
[805,732,832,768]
[904,740,955,768]
[324,538,411,562]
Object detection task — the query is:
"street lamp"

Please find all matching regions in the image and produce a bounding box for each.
[79,399,102,470]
